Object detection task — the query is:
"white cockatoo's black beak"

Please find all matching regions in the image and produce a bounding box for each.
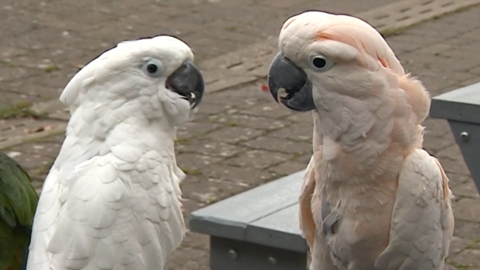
[267,52,315,112]
[166,61,205,109]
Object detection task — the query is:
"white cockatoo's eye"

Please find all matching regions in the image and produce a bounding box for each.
[309,55,333,72]
[141,58,165,78]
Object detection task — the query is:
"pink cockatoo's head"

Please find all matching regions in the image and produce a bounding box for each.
[267,11,430,143]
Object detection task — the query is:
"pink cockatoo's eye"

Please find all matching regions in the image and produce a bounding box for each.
[309,55,334,72]
[313,57,327,68]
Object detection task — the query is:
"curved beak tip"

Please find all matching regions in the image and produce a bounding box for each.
[267,80,279,103]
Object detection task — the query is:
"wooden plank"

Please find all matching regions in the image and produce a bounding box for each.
[430,82,480,124]
[246,203,308,252]
[189,170,305,241]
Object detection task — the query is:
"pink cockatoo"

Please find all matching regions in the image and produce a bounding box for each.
[267,11,454,270]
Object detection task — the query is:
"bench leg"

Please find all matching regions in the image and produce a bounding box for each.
[209,236,308,270]
[448,120,480,193]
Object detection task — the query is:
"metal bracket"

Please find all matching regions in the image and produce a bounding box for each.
[448,120,480,193]
[210,236,307,270]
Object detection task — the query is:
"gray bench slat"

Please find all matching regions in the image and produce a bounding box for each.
[430,82,480,124]
[190,170,305,242]
[246,203,309,252]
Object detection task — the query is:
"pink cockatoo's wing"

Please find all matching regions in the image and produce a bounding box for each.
[375,149,454,270]
[299,155,317,247]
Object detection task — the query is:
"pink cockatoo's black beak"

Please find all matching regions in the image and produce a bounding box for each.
[267,52,315,112]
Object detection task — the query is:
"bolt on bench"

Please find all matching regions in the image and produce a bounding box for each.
[430,82,480,193]
[189,170,309,270]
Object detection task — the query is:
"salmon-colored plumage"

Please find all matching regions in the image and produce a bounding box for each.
[311,14,405,75]
[276,10,454,270]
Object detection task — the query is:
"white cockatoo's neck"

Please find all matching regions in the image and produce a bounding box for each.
[55,100,179,171]
[68,98,177,139]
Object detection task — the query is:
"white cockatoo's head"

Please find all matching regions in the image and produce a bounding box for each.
[60,35,204,127]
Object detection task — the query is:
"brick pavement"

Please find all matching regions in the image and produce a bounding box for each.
[0,0,397,105]
[1,1,480,270]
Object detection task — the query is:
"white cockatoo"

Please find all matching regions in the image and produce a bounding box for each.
[26,35,205,270]
[267,11,454,270]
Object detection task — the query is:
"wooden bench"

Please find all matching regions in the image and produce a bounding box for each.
[189,170,309,270]
[189,82,480,269]
[430,82,480,193]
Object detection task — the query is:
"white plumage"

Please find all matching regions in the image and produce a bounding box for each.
[27,35,205,270]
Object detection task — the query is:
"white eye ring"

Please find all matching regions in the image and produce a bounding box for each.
[141,58,164,78]
[309,55,333,72]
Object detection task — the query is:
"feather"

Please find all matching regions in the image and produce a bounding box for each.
[276,10,453,270]
[0,152,38,270]
[27,35,200,270]
[375,149,454,270]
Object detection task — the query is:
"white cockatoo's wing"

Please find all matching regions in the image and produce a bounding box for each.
[375,149,454,270]
[28,150,186,270]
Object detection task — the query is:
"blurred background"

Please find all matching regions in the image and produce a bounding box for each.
[1,0,480,269]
